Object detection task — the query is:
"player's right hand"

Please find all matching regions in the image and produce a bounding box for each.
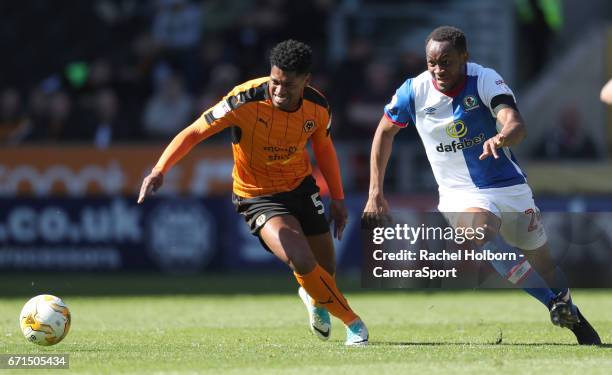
[137,170,164,204]
[362,194,391,227]
[479,133,506,160]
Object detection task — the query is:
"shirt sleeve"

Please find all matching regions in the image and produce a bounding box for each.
[310,107,332,144]
[383,78,415,127]
[152,96,237,175]
[310,109,344,200]
[201,97,238,132]
[477,68,516,117]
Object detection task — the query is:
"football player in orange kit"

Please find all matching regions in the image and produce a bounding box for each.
[138,40,368,346]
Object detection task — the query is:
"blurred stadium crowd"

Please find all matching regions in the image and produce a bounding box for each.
[0,0,393,145]
[0,0,609,159]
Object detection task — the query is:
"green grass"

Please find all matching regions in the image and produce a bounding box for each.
[0,274,611,374]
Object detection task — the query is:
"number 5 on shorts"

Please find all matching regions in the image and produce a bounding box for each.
[310,193,325,214]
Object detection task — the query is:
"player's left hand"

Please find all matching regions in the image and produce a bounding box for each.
[479,133,506,160]
[329,199,348,240]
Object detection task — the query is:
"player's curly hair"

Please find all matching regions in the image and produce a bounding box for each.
[269,39,312,75]
[426,26,467,53]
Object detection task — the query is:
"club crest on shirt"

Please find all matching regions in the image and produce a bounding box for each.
[304,120,315,132]
[463,95,480,111]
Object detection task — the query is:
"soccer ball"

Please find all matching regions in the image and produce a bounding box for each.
[19,295,71,346]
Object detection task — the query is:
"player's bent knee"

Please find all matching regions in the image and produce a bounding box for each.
[457,209,500,243]
[288,251,317,275]
[474,226,500,248]
[260,216,318,274]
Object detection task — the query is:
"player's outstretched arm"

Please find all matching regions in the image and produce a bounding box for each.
[137,120,209,203]
[363,115,399,220]
[479,107,526,160]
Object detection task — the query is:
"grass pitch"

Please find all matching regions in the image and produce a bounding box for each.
[0,274,611,374]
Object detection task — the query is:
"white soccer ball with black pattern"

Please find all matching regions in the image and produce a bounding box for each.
[19,294,71,346]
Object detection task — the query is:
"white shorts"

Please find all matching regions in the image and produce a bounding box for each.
[437,184,547,250]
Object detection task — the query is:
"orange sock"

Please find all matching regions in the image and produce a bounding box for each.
[294,264,359,325]
[312,272,335,308]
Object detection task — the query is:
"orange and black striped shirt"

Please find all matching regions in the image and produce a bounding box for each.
[153,77,344,199]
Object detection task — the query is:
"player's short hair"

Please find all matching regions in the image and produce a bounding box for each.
[269,39,312,75]
[426,26,467,53]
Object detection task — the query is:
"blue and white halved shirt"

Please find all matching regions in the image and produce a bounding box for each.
[384,62,526,192]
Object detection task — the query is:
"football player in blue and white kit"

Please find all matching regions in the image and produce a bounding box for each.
[364,26,601,345]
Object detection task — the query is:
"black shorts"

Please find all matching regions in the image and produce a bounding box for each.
[232,176,330,251]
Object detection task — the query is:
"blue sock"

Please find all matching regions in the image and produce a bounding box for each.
[482,236,556,307]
